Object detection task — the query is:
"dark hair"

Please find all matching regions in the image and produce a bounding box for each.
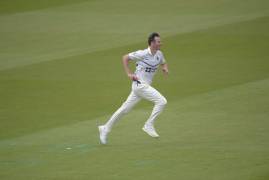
[148,32,160,45]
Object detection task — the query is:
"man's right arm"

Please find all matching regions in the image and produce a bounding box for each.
[122,54,138,81]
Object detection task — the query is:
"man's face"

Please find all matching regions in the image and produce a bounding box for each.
[152,36,162,50]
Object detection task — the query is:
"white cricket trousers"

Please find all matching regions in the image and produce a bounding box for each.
[105,81,167,132]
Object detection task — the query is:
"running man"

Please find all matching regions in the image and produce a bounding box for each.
[98,32,169,144]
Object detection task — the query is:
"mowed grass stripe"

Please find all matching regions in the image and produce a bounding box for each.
[0,0,91,15]
[0,77,268,180]
[1,77,268,144]
[1,1,269,70]
[0,13,267,71]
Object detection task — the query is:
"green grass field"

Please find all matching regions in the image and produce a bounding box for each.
[1,0,269,179]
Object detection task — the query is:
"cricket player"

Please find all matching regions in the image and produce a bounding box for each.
[98,32,169,144]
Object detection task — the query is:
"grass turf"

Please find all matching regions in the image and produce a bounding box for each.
[0,0,269,179]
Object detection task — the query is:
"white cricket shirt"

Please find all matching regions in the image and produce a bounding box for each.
[128,47,166,85]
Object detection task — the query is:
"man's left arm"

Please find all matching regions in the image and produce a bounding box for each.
[160,52,168,76]
[161,63,169,76]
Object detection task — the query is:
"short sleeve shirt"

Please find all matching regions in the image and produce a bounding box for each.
[128,47,166,84]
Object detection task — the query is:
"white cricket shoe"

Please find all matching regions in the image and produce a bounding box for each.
[98,125,108,144]
[142,124,159,138]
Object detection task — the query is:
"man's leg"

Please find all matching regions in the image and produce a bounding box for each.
[105,91,141,131]
[135,84,167,137]
[99,91,141,144]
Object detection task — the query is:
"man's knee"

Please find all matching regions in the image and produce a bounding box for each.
[122,107,131,114]
[120,103,132,114]
[157,97,167,106]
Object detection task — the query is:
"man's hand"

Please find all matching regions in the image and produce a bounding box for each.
[128,73,139,81]
[161,63,169,76]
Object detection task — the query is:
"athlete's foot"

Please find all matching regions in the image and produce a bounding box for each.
[98,125,109,144]
[142,124,159,138]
